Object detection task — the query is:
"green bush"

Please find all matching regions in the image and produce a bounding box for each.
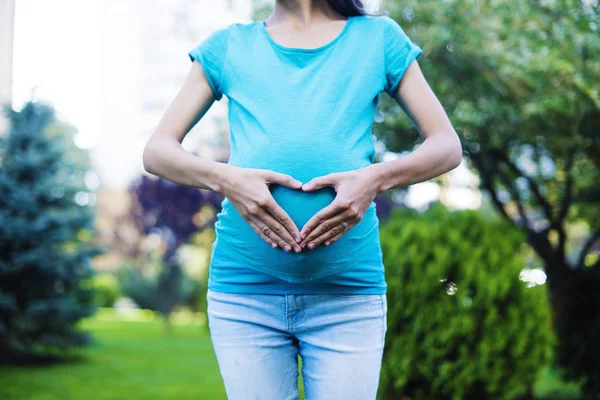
[378,203,554,400]
[91,273,121,308]
[117,263,200,316]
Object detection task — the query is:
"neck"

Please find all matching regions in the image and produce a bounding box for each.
[270,0,343,27]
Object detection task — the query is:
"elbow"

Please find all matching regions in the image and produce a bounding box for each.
[142,139,157,174]
[448,136,463,170]
[452,147,463,170]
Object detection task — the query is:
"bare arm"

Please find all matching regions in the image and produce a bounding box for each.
[367,60,463,193]
[298,60,463,247]
[142,61,303,252]
[142,61,232,192]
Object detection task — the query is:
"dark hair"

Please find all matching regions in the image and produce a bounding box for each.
[326,0,387,17]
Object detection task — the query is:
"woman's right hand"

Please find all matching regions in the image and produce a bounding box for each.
[219,166,303,253]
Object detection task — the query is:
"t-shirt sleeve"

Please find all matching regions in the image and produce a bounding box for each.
[382,16,423,97]
[188,27,230,101]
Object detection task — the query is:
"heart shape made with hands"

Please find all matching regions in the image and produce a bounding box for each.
[297,177,348,249]
[268,182,337,248]
[270,170,371,250]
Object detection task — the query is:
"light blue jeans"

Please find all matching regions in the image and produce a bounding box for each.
[206,288,388,400]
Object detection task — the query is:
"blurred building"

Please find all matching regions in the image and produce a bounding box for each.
[135,0,253,166]
[80,0,253,188]
[0,0,15,135]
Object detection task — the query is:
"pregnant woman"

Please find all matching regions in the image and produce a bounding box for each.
[143,0,462,398]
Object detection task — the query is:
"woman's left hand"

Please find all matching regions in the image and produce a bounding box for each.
[298,167,381,249]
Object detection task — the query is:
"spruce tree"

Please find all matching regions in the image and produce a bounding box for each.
[0,101,100,363]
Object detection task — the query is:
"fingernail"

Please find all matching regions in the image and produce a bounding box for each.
[272,243,277,248]
[301,233,306,239]
[295,236,301,243]
[325,242,330,246]
[308,243,314,249]
[285,244,291,251]
[294,246,301,253]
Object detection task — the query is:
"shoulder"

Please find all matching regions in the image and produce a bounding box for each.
[203,21,262,49]
[351,14,397,31]
[349,14,411,44]
[196,20,254,43]
[192,21,258,53]
[204,23,233,44]
[360,14,414,38]
[224,20,261,38]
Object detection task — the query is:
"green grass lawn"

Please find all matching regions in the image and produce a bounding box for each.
[0,307,581,400]
[0,307,307,400]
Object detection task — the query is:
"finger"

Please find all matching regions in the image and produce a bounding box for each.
[263,171,303,190]
[247,219,279,249]
[299,199,347,241]
[262,200,302,244]
[257,208,302,252]
[324,228,348,246]
[301,173,338,192]
[244,201,296,251]
[305,222,350,249]
[300,210,353,247]
[252,218,293,252]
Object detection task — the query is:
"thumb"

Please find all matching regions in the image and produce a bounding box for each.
[263,171,303,189]
[302,174,337,191]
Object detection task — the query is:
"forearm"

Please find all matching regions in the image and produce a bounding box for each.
[366,133,463,194]
[142,135,233,193]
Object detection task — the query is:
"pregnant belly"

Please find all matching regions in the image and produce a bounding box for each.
[270,184,337,228]
[212,184,380,283]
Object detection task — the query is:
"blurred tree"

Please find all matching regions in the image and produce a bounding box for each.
[376,1,599,395]
[379,203,553,400]
[0,101,101,363]
[251,0,272,21]
[125,174,223,333]
[117,262,199,323]
[91,273,121,308]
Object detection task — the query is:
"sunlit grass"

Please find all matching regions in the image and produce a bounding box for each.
[0,308,225,400]
[0,307,307,400]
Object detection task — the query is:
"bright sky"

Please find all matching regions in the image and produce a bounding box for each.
[13,0,144,189]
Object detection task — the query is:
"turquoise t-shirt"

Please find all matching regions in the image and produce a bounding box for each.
[188,14,423,294]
